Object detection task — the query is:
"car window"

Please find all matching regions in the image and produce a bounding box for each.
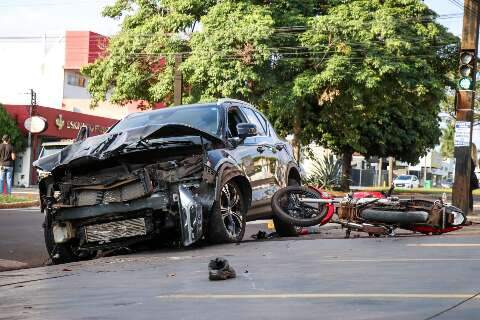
[241,107,266,136]
[397,175,411,181]
[227,107,247,137]
[109,105,220,137]
[253,110,269,135]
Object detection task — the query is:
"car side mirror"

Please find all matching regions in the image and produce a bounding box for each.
[75,125,90,142]
[237,123,257,139]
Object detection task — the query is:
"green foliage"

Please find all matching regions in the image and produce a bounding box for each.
[440,121,454,159]
[0,104,26,152]
[84,0,458,173]
[305,152,342,190]
[297,0,458,164]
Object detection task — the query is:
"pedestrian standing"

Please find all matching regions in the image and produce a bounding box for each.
[470,143,479,213]
[0,135,15,194]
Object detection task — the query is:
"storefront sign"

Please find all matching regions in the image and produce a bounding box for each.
[454,121,471,147]
[55,114,109,134]
[24,116,47,133]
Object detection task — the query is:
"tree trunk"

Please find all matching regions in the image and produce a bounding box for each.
[341,150,353,191]
[292,106,303,162]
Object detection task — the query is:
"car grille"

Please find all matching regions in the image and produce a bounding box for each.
[84,217,147,243]
[75,181,148,206]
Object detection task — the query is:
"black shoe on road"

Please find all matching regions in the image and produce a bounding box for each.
[208,257,236,281]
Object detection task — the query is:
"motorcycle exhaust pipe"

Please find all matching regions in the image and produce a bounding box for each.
[340,221,388,235]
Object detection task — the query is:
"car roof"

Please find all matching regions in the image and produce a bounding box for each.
[125,98,258,118]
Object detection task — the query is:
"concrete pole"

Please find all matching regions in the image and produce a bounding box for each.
[377,158,382,186]
[388,157,394,186]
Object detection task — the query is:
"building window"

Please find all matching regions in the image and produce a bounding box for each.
[66,72,86,87]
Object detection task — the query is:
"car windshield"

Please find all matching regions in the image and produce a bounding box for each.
[109,105,220,136]
[39,147,66,159]
[397,175,412,180]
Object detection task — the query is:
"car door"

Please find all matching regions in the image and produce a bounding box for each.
[255,111,291,189]
[224,105,270,207]
[240,106,281,205]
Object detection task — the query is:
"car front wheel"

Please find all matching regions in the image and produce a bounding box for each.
[44,214,95,264]
[207,179,247,244]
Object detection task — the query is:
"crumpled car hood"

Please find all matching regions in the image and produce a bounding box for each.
[34,123,223,172]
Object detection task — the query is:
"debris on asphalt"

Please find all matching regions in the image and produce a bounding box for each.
[62,268,72,272]
[251,230,278,240]
[208,257,236,281]
[167,273,176,277]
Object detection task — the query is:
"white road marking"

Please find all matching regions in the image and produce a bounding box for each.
[407,243,480,247]
[157,293,480,300]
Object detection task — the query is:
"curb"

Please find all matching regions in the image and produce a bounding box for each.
[0,200,39,209]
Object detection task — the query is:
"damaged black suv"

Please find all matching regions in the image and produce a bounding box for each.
[34,98,302,264]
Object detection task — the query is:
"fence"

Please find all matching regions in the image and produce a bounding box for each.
[351,169,389,187]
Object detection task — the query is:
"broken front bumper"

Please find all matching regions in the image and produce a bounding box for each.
[53,186,205,247]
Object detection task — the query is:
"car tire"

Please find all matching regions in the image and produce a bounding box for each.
[44,214,78,264]
[273,178,301,237]
[207,179,247,244]
[44,213,95,264]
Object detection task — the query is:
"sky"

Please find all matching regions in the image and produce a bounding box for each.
[0,0,468,106]
[0,0,466,37]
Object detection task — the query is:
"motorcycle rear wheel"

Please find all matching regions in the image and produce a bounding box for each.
[271,186,328,227]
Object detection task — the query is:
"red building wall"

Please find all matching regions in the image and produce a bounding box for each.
[3,105,117,139]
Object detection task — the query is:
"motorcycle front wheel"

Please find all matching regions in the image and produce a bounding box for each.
[271,186,328,227]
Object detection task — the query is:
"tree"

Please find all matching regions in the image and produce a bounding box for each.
[294,0,458,189]
[84,0,457,190]
[82,0,322,159]
[440,121,455,159]
[0,104,26,152]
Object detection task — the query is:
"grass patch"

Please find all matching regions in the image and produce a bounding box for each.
[0,195,30,203]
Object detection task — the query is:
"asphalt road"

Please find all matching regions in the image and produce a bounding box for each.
[0,208,48,271]
[1,220,480,319]
[1,200,480,319]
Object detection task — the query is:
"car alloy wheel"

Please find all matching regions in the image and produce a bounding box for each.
[220,182,243,238]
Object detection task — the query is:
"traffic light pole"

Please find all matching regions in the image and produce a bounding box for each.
[453,0,480,216]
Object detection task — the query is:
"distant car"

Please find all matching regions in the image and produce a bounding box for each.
[441,179,454,189]
[393,175,419,189]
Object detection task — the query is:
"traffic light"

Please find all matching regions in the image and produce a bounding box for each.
[458,50,476,91]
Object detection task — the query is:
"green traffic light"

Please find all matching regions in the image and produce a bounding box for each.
[459,77,473,90]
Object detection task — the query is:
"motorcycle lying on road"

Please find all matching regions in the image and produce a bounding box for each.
[271,186,466,237]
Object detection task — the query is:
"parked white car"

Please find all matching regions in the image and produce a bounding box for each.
[393,175,420,189]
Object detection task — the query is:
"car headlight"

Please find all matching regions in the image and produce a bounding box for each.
[37,170,51,180]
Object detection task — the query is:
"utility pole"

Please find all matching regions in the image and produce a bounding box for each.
[173,53,183,106]
[453,0,480,216]
[27,89,37,187]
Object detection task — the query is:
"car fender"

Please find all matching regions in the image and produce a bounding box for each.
[213,162,252,211]
[286,161,302,185]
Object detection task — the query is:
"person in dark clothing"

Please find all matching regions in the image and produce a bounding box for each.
[0,135,15,194]
[470,144,479,213]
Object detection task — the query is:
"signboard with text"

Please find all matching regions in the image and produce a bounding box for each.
[454,121,471,147]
